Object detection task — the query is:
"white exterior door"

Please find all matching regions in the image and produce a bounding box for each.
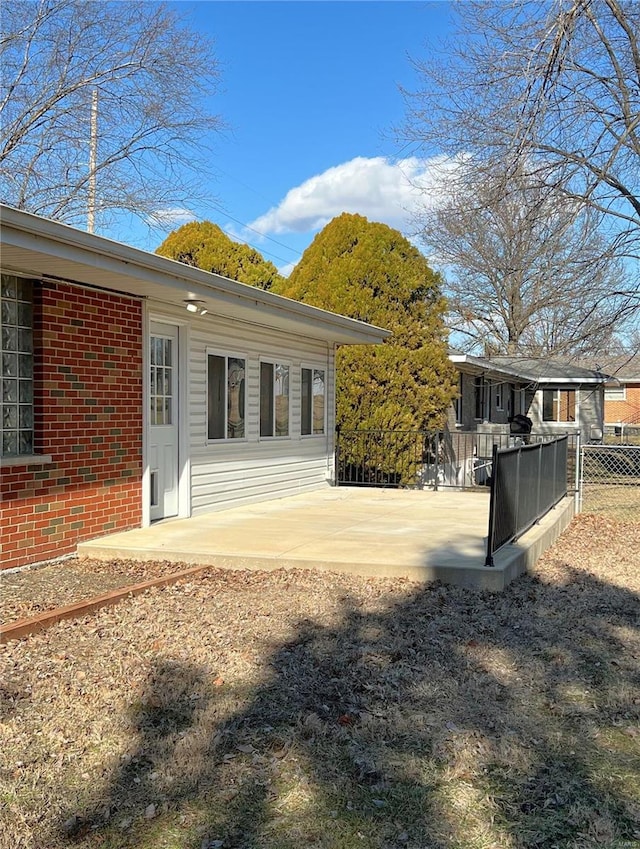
[148,323,179,520]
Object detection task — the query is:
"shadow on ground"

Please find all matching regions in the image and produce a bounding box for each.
[58,566,640,849]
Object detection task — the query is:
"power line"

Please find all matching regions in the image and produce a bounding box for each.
[189,200,304,269]
[204,168,306,257]
[219,211,302,258]
[218,224,297,269]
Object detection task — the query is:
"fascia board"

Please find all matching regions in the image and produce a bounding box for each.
[533,377,607,384]
[0,205,390,346]
[449,353,532,383]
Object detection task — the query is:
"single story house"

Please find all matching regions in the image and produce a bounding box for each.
[448,352,609,441]
[1,205,389,571]
[585,354,640,433]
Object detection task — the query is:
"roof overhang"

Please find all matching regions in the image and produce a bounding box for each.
[0,205,390,346]
[449,352,533,383]
[449,352,608,384]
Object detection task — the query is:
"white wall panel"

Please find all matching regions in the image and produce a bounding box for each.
[149,299,336,515]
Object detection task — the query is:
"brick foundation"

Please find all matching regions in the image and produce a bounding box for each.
[1,281,143,570]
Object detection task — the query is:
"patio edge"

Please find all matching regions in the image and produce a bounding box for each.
[2,497,576,643]
[490,495,576,589]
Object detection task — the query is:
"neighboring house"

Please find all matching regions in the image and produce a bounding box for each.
[585,354,640,432]
[448,352,608,440]
[0,205,389,571]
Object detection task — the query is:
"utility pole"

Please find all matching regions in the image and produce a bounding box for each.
[87,88,98,233]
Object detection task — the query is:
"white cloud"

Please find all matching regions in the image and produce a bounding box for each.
[277,261,298,278]
[146,206,197,228]
[249,155,458,236]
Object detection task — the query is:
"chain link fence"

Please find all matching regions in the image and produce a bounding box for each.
[580,445,640,523]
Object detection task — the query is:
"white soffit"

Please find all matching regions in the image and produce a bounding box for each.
[0,206,390,346]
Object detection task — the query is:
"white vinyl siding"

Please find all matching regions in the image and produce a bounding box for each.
[148,300,335,515]
[605,385,626,401]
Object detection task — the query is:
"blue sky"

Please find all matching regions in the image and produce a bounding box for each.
[118,1,455,273]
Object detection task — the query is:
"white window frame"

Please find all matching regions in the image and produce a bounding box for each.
[206,349,247,442]
[259,358,290,439]
[542,388,578,424]
[301,364,326,437]
[495,382,503,411]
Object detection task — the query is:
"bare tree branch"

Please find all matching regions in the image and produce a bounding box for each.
[0,0,224,230]
[401,0,640,262]
[416,162,635,358]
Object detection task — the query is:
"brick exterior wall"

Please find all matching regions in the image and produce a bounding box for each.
[605,384,640,424]
[1,281,143,570]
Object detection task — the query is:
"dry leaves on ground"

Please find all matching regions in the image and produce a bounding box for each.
[1,515,639,849]
[1,557,193,623]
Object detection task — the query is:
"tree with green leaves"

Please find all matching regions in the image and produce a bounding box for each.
[273,213,456,440]
[156,221,283,290]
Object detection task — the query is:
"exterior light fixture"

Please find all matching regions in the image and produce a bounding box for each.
[183,299,207,315]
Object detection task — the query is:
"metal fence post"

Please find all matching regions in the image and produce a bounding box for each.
[575,432,581,514]
[514,445,521,534]
[485,443,499,567]
[434,431,440,492]
[536,442,543,519]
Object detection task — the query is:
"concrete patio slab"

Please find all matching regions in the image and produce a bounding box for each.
[77,487,577,591]
[78,487,573,591]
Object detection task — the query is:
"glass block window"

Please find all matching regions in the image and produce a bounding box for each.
[1,275,34,456]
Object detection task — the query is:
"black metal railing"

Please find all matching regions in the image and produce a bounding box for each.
[335,429,431,488]
[485,436,568,566]
[335,428,578,491]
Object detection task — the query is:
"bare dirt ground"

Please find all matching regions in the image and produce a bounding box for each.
[1,513,639,849]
